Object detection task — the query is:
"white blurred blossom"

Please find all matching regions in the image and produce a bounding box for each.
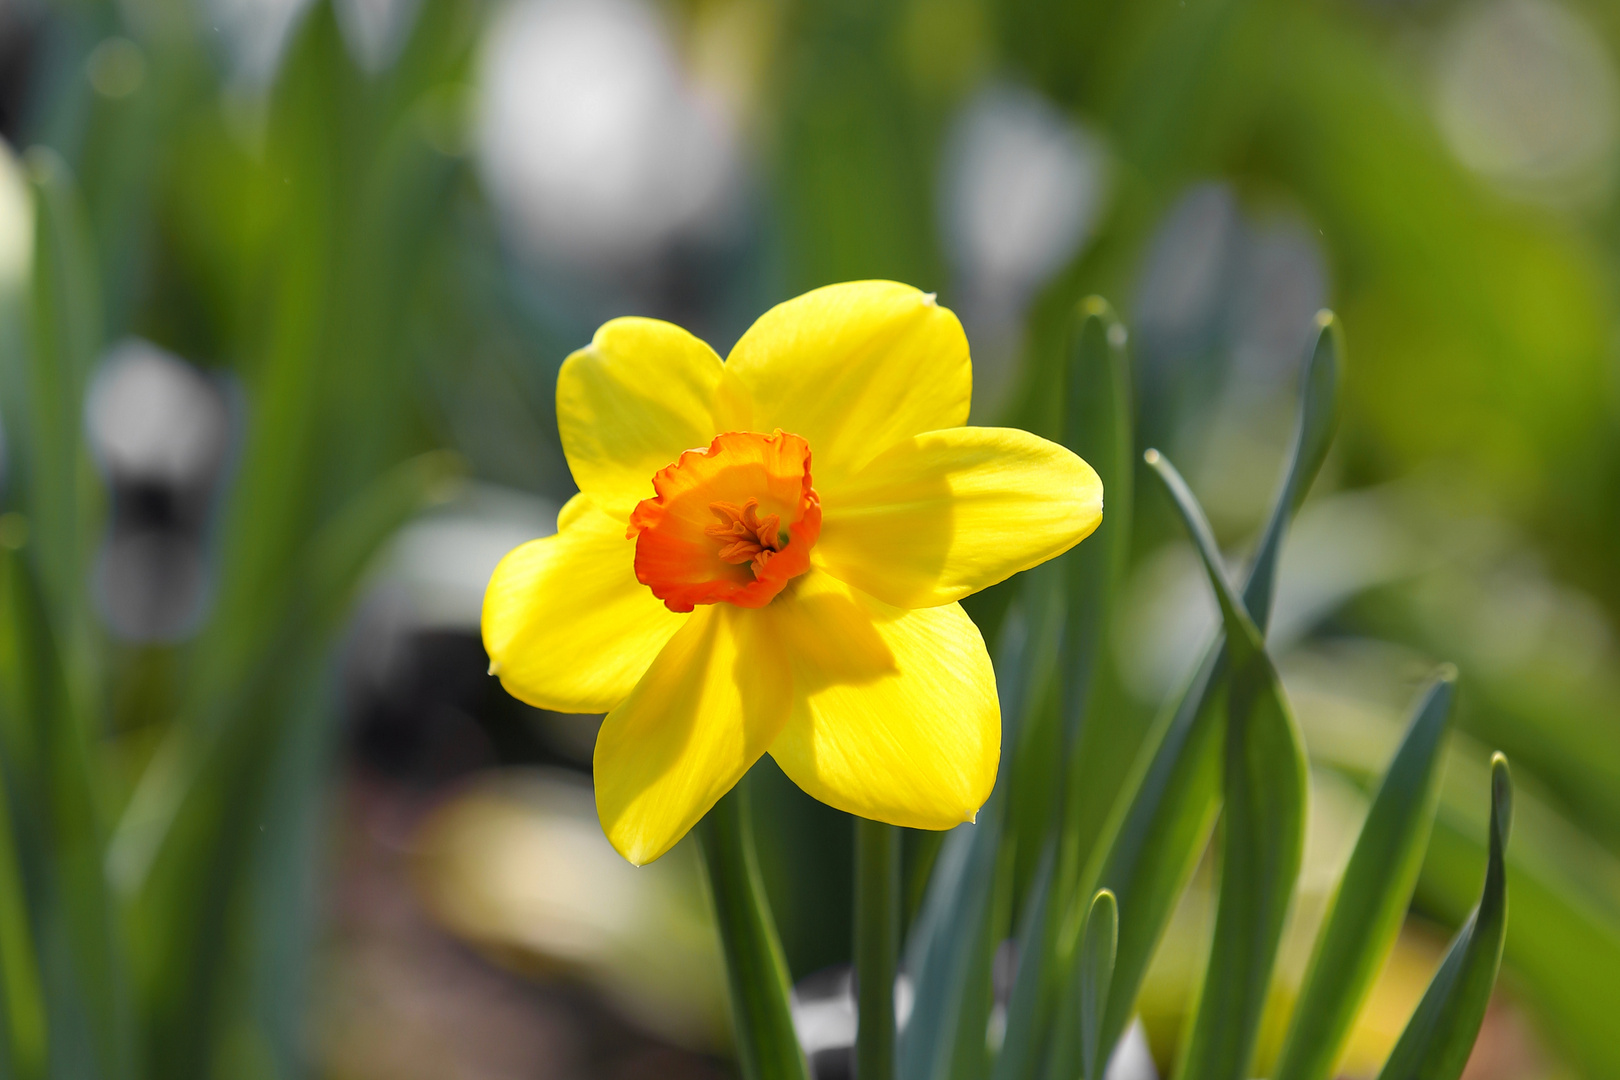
[939,82,1106,417]
[476,0,740,267]
[940,83,1105,321]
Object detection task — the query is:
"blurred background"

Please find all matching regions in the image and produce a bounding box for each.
[0,0,1618,1076]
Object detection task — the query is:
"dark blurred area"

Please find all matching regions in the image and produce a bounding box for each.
[0,0,1618,1076]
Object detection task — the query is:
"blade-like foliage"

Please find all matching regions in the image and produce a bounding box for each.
[1058,297,1134,747]
[1274,670,1455,1080]
[10,152,133,1080]
[996,295,1134,1080]
[1241,312,1341,625]
[21,147,99,636]
[697,782,810,1080]
[1078,889,1117,1080]
[901,820,997,1080]
[1057,312,1339,1077]
[1147,450,1308,1080]
[0,745,44,1080]
[1376,755,1513,1080]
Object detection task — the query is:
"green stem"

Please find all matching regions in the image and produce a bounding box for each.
[696,781,809,1080]
[855,817,900,1080]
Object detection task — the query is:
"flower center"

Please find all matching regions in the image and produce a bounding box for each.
[627,430,822,613]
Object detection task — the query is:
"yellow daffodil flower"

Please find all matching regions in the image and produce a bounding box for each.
[482,281,1103,864]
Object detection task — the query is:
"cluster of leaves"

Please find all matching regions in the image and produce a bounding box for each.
[0,3,481,1076]
[707,305,1513,1080]
[755,0,1620,1071]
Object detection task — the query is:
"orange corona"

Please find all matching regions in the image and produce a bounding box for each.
[627,430,823,612]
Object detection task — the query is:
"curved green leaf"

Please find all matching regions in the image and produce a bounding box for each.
[1376,754,1512,1080]
[1242,310,1341,628]
[1078,889,1117,1080]
[1148,450,1308,1080]
[1065,316,1338,1076]
[1274,669,1455,1080]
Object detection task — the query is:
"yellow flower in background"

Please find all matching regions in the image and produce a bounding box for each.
[482,281,1103,864]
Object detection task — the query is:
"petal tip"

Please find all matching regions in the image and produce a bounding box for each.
[604,825,657,867]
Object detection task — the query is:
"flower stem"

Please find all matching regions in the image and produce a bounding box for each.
[696,781,809,1080]
[855,817,900,1080]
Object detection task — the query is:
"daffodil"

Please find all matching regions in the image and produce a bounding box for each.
[482,281,1103,864]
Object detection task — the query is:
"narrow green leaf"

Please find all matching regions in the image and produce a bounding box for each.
[696,781,810,1080]
[1242,310,1340,629]
[1065,312,1340,1074]
[1274,669,1456,1080]
[1376,755,1512,1080]
[21,147,100,632]
[1078,889,1117,1080]
[0,546,131,1080]
[1058,296,1133,744]
[108,450,464,897]
[995,297,1132,1080]
[1079,651,1223,1078]
[900,824,979,1080]
[1147,449,1308,1080]
[121,451,460,1080]
[0,755,45,1080]
[991,840,1054,1080]
[901,787,1008,1080]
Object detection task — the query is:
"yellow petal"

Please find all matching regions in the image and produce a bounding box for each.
[814,426,1103,608]
[482,495,686,713]
[716,281,971,488]
[765,570,999,829]
[595,605,791,864]
[558,317,724,519]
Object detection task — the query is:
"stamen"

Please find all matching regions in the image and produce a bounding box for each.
[705,497,786,574]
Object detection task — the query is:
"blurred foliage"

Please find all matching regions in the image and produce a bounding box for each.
[1,0,1620,1075]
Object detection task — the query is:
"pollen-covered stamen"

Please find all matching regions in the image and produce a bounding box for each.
[705,498,783,574]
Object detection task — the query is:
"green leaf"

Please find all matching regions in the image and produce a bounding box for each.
[0,748,45,1080]
[1306,720,1620,1080]
[1050,314,1337,1078]
[1058,296,1134,745]
[901,824,987,1080]
[1147,450,1308,1080]
[992,841,1055,1080]
[1274,669,1455,1080]
[994,296,1133,1080]
[0,546,131,1080]
[20,147,100,633]
[1376,755,1512,1080]
[108,450,463,897]
[119,451,459,1080]
[1241,310,1340,628]
[696,780,810,1080]
[1078,889,1117,1080]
